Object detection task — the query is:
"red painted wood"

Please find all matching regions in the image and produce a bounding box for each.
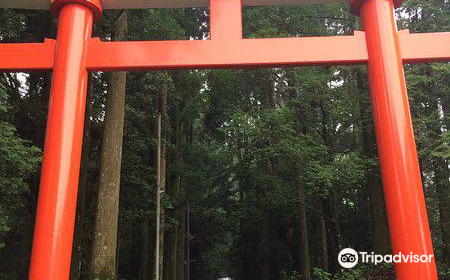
[28,3,94,280]
[210,0,242,41]
[360,0,438,278]
[50,0,102,21]
[350,0,402,14]
[399,30,450,64]
[0,31,449,71]
[0,39,55,71]
[85,33,369,71]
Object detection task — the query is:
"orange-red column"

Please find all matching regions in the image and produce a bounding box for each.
[28,1,101,279]
[352,0,438,279]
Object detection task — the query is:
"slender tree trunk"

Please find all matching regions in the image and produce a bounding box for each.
[156,80,168,280]
[139,219,150,280]
[287,71,312,280]
[159,153,166,279]
[355,69,391,255]
[138,209,155,280]
[315,198,328,270]
[89,11,128,280]
[165,106,183,280]
[258,203,271,280]
[368,168,391,254]
[165,214,178,280]
[297,176,311,280]
[140,218,156,280]
[70,74,94,280]
[325,191,342,273]
[176,189,187,280]
[177,111,189,280]
[259,69,279,280]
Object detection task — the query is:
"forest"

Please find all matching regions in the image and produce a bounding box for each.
[0,0,449,279]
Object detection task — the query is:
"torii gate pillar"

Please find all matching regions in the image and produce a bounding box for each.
[28,1,101,279]
[351,0,438,279]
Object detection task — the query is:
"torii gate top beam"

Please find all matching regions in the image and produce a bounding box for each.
[0,0,446,72]
[0,0,401,10]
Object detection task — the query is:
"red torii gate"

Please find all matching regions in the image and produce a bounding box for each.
[0,0,449,279]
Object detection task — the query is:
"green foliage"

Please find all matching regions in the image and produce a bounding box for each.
[313,268,333,280]
[314,265,396,280]
[439,265,450,278]
[0,84,41,250]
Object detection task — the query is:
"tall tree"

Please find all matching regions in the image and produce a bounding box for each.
[155,76,168,280]
[89,11,128,280]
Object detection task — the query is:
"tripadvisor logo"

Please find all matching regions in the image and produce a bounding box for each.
[338,248,359,268]
[338,248,435,269]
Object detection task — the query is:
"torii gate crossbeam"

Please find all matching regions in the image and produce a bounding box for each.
[0,0,449,279]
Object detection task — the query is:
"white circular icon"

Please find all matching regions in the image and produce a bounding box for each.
[338,248,358,268]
